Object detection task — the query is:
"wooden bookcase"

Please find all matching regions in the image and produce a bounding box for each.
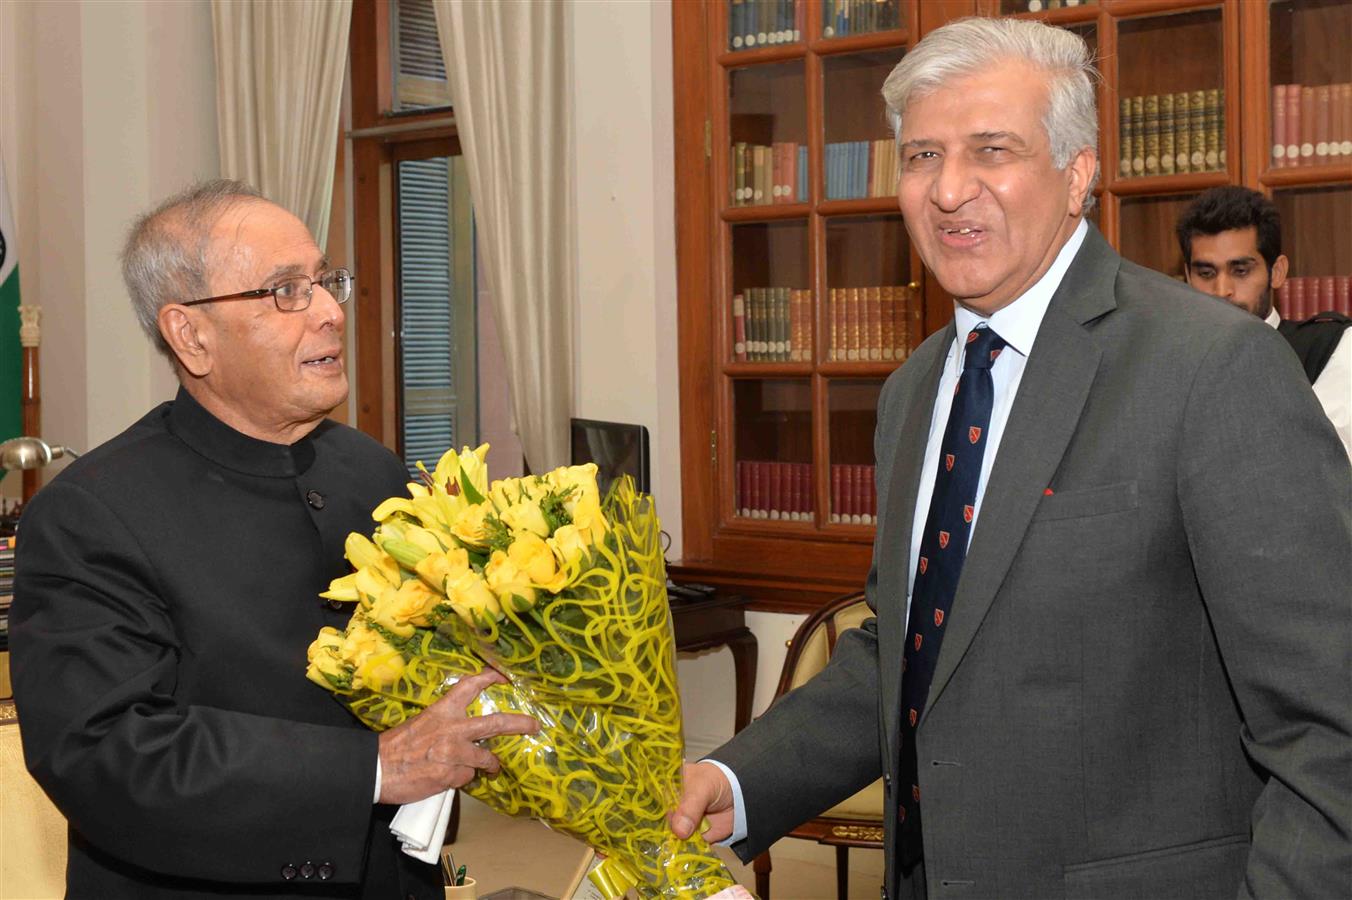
[673,0,1352,611]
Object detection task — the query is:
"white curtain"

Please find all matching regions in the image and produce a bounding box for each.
[210,0,352,248]
[433,0,575,473]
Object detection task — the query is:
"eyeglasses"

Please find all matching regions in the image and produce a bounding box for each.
[181,267,353,312]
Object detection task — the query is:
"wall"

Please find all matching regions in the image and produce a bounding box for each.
[0,0,218,497]
[565,1,811,770]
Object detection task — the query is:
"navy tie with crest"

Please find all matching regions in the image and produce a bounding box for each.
[898,323,1007,868]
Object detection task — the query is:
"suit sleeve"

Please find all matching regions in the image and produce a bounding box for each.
[1176,322,1352,898]
[710,374,904,862]
[10,479,381,885]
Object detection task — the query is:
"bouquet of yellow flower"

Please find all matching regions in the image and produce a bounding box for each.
[305,445,736,900]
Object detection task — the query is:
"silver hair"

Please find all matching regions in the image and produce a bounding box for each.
[121,179,267,357]
[881,16,1100,213]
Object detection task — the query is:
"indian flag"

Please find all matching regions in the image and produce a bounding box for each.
[0,155,19,442]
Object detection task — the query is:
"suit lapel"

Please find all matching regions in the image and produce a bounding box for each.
[878,324,951,758]
[922,226,1120,721]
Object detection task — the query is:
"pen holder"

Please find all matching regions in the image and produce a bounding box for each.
[444,876,477,900]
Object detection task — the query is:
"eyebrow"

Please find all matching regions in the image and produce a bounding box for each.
[1192,255,1257,268]
[899,131,1028,153]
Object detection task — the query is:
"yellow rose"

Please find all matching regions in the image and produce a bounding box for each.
[446,568,502,627]
[354,565,398,608]
[483,550,537,611]
[544,463,600,511]
[367,579,441,637]
[414,546,471,593]
[508,532,568,593]
[570,496,610,544]
[450,502,493,549]
[547,523,591,569]
[340,621,406,689]
[488,476,543,511]
[500,500,549,538]
[305,627,348,688]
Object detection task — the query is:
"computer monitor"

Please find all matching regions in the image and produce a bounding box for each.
[569,418,650,497]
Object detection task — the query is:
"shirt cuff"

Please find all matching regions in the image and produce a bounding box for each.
[374,755,383,804]
[702,758,748,847]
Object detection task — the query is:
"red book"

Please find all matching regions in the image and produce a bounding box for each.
[1276,281,1291,317]
[1272,84,1288,168]
[864,465,876,523]
[843,462,854,518]
[831,464,843,523]
[778,462,791,519]
[1316,85,1333,165]
[1319,275,1337,313]
[749,461,763,518]
[1342,84,1352,158]
[1300,86,1316,166]
[800,463,811,518]
[1285,84,1301,167]
[736,461,747,516]
[1290,277,1308,321]
[1336,275,1351,315]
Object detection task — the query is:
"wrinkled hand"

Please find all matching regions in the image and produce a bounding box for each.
[668,761,735,843]
[377,668,538,805]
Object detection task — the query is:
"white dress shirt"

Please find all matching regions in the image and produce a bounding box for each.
[710,219,1090,847]
[1264,307,1352,460]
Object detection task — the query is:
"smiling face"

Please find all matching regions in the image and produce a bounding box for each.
[896,60,1095,316]
[176,200,347,443]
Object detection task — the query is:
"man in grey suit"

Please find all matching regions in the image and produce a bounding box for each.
[671,17,1351,899]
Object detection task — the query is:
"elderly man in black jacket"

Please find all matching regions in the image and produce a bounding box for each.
[11,180,535,899]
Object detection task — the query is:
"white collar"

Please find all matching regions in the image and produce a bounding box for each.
[1264,308,1281,330]
[951,217,1089,359]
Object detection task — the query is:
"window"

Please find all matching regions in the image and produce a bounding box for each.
[347,0,523,477]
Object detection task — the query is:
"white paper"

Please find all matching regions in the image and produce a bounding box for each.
[389,788,456,864]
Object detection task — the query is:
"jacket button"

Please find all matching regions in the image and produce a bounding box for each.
[300,862,315,880]
[324,598,345,610]
[881,888,889,900]
[883,772,892,790]
[281,864,298,881]
[307,489,326,510]
[318,862,334,881]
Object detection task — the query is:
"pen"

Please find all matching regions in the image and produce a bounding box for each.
[455,864,467,886]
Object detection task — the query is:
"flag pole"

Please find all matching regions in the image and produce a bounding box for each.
[18,305,39,503]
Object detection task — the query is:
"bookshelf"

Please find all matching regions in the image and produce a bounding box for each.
[674,0,1352,611]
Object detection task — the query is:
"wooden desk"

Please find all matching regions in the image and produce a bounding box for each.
[669,592,758,733]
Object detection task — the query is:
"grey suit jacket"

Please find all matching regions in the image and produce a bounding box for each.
[713,226,1352,899]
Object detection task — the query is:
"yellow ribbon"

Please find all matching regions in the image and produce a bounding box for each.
[588,856,641,899]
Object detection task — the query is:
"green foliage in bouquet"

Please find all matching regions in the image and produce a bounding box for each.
[305,446,736,900]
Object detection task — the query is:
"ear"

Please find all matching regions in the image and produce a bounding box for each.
[158,305,213,378]
[1269,254,1289,291]
[1065,147,1098,217]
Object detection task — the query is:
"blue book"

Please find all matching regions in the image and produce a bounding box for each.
[855,141,866,198]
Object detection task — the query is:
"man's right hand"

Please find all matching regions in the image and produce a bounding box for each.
[377,668,538,805]
[669,761,735,843]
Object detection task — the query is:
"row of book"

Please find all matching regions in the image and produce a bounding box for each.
[825,140,899,201]
[736,461,815,521]
[829,464,877,525]
[1271,84,1352,168]
[827,285,918,363]
[733,287,815,362]
[1118,89,1227,179]
[1012,0,1095,11]
[820,0,902,39]
[1277,275,1352,321]
[728,0,803,51]
[732,142,808,207]
[0,536,14,651]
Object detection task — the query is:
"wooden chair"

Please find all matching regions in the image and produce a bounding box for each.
[752,592,884,900]
[0,700,68,898]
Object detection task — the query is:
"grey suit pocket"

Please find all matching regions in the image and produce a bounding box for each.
[1032,480,1138,522]
[1063,833,1248,899]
